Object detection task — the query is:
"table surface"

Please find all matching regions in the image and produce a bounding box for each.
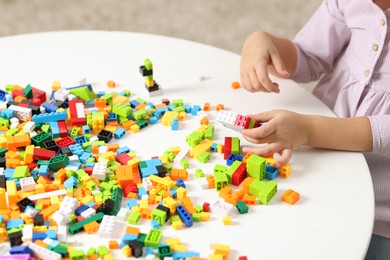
[0,31,374,260]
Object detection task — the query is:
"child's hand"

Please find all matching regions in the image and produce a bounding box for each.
[241,110,309,167]
[240,31,289,93]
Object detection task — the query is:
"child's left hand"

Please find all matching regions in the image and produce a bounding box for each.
[241,110,309,167]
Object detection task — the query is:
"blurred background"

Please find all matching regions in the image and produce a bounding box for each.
[0,0,322,54]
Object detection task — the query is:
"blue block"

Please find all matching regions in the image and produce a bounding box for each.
[64,176,78,188]
[97,91,106,98]
[130,100,140,108]
[137,187,147,198]
[156,106,168,115]
[266,164,279,180]
[68,161,82,170]
[9,245,32,255]
[210,143,218,153]
[191,105,201,116]
[226,154,243,166]
[6,219,24,230]
[145,247,154,255]
[176,205,193,227]
[42,102,59,113]
[106,113,118,121]
[116,146,130,155]
[147,102,155,108]
[126,198,138,209]
[122,233,138,244]
[171,118,179,130]
[75,204,89,216]
[79,152,91,164]
[32,110,68,123]
[0,90,6,102]
[184,104,192,113]
[32,232,47,242]
[150,219,160,229]
[169,189,177,199]
[0,108,14,119]
[149,116,158,124]
[69,144,84,156]
[172,251,200,259]
[114,127,126,139]
[167,104,175,111]
[176,178,186,188]
[46,229,57,240]
[82,125,90,135]
[38,165,49,176]
[4,168,15,180]
[85,162,95,168]
[50,121,60,138]
[74,135,87,144]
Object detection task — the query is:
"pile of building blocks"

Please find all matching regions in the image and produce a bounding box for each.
[0,70,298,259]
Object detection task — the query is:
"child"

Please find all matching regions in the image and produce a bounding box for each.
[240,0,390,259]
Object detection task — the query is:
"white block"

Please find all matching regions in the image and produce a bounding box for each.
[54,88,70,102]
[28,189,67,201]
[8,105,32,121]
[197,177,209,189]
[58,196,78,216]
[23,121,36,133]
[27,242,62,260]
[98,215,120,239]
[92,162,107,181]
[80,207,96,219]
[211,199,235,216]
[20,176,36,191]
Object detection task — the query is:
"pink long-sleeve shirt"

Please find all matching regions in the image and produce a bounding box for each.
[291,0,390,238]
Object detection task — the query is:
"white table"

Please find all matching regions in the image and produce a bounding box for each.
[0,31,374,259]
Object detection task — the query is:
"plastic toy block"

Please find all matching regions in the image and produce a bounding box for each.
[47,154,69,171]
[212,199,234,216]
[231,81,241,89]
[67,84,97,101]
[32,111,68,124]
[128,211,141,224]
[236,201,249,214]
[176,205,193,227]
[246,154,266,180]
[279,164,291,178]
[31,131,52,146]
[145,229,163,248]
[68,212,104,235]
[282,189,300,205]
[112,104,132,117]
[98,215,119,238]
[265,164,279,180]
[249,179,278,205]
[8,105,32,121]
[222,216,232,225]
[97,245,109,258]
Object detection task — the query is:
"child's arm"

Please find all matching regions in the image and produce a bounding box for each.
[240,31,297,93]
[241,110,372,167]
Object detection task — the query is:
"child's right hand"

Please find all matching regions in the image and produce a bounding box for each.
[240,31,290,93]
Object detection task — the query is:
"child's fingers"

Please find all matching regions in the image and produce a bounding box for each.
[242,143,282,157]
[275,148,293,167]
[269,48,290,78]
[242,122,275,140]
[255,59,279,93]
[246,110,277,122]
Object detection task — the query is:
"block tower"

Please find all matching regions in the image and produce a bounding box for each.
[139,58,163,97]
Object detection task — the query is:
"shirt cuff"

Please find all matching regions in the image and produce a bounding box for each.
[369,115,390,157]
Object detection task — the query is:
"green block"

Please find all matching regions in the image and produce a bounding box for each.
[13,165,29,178]
[5,84,13,92]
[236,201,249,214]
[214,164,227,174]
[112,104,132,117]
[97,245,109,258]
[109,187,123,215]
[122,89,131,97]
[6,127,19,136]
[180,159,189,169]
[171,99,184,107]
[213,171,228,191]
[163,151,176,162]
[246,154,266,180]
[41,124,50,133]
[249,179,277,205]
[135,97,146,104]
[144,59,153,70]
[70,128,79,138]
[185,131,203,148]
[0,118,9,128]
[53,245,68,257]
[100,94,113,104]
[48,154,69,171]
[172,106,185,112]
[133,109,146,120]
[231,137,240,155]
[192,212,201,222]
[194,205,203,213]
[128,211,141,224]
[198,152,210,163]
[195,168,205,179]
[69,249,85,260]
[136,119,148,129]
[23,84,33,98]
[226,161,242,184]
[158,245,173,257]
[137,233,147,244]
[170,215,181,224]
[151,208,166,226]
[87,247,97,256]
[145,229,163,248]
[69,85,97,101]
[31,131,52,146]
[68,212,104,234]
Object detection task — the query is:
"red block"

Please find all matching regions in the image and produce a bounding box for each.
[115,153,132,165]
[232,162,247,186]
[33,148,56,160]
[124,183,138,197]
[57,121,69,137]
[32,87,47,105]
[224,137,232,160]
[56,136,76,147]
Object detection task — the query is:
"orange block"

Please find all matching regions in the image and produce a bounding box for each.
[107,80,116,88]
[282,189,300,205]
[109,240,119,249]
[241,177,254,194]
[216,104,225,111]
[13,134,31,147]
[125,226,140,235]
[203,103,210,111]
[200,117,209,125]
[231,81,241,89]
[219,186,232,199]
[40,204,59,220]
[84,221,100,234]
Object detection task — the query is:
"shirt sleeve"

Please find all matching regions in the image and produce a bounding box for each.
[369,115,390,158]
[290,0,351,83]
